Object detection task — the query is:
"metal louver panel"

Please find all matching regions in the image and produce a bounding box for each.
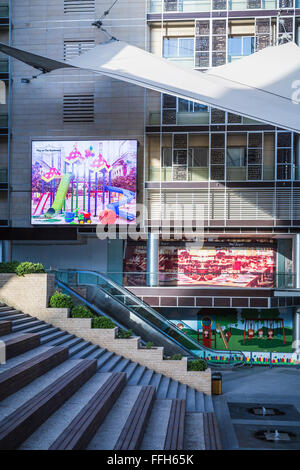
[293,189,300,220]
[227,189,274,220]
[210,191,225,219]
[276,189,291,220]
[147,191,209,221]
[64,0,95,13]
[63,94,94,122]
[64,41,95,60]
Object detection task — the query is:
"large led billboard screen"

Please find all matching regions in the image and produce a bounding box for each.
[31,140,137,225]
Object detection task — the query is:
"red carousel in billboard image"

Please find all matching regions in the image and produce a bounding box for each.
[31,140,137,225]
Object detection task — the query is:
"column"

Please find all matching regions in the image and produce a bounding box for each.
[293,308,300,355]
[294,234,300,289]
[2,240,11,263]
[295,134,300,181]
[146,232,159,287]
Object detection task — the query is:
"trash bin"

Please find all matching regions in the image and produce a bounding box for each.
[212,372,222,395]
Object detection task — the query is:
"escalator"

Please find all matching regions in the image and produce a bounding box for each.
[53,269,245,367]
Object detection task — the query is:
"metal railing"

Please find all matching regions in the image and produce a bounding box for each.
[149,0,281,13]
[53,269,246,366]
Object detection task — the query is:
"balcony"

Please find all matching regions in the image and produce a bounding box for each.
[149,0,282,13]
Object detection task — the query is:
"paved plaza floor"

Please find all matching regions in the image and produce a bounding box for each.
[213,366,300,449]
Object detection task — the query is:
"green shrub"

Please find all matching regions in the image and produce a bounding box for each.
[92,316,115,329]
[16,262,45,277]
[118,328,133,339]
[169,354,183,361]
[187,358,208,371]
[0,261,20,273]
[49,291,73,309]
[71,305,93,319]
[145,341,155,349]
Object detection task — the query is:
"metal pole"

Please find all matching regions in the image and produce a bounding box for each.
[146,232,159,287]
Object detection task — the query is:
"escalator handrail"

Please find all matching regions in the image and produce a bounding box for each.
[53,269,246,364]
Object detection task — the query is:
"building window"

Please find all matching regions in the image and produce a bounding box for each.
[63,94,94,122]
[228,36,254,61]
[178,99,208,113]
[189,148,209,167]
[163,37,194,58]
[227,147,246,167]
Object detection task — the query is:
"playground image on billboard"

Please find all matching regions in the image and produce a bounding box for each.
[31,140,137,225]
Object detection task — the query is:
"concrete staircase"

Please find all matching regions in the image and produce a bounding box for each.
[0,303,219,450]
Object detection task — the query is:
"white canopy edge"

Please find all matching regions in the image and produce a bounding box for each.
[0,39,300,132]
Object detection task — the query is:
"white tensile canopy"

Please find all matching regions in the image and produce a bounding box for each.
[0,39,299,132]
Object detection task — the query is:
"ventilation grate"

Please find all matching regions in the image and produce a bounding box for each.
[64,0,95,14]
[64,40,95,60]
[63,94,94,122]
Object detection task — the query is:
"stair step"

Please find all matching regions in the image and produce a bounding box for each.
[127,365,146,385]
[177,383,187,401]
[157,377,171,399]
[184,413,205,450]
[109,358,131,373]
[149,373,163,391]
[4,333,41,360]
[0,309,20,317]
[138,369,154,386]
[45,333,76,347]
[186,388,196,412]
[140,399,173,450]
[54,337,82,350]
[204,394,214,413]
[0,314,29,322]
[40,330,65,344]
[97,351,115,369]
[71,344,99,359]
[9,317,35,325]
[99,355,123,372]
[0,359,97,450]
[0,346,69,401]
[49,373,127,450]
[0,321,11,336]
[114,386,156,450]
[195,392,205,413]
[68,341,91,357]
[85,347,107,361]
[19,372,113,450]
[16,323,50,335]
[167,380,179,399]
[123,362,138,380]
[12,320,45,332]
[87,386,143,450]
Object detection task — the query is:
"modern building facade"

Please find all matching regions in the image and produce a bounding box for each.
[0,0,300,365]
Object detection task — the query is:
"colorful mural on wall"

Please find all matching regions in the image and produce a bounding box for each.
[170,308,293,354]
[124,240,276,287]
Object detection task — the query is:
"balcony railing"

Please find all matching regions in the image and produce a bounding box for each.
[149,0,286,13]
[147,165,295,182]
[106,271,294,289]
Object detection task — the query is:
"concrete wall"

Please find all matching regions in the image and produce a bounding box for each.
[12,236,108,272]
[0,272,211,393]
[9,0,146,227]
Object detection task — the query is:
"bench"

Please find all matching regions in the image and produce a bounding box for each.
[0,346,69,401]
[49,372,126,450]
[4,333,41,360]
[114,385,156,450]
[164,399,185,450]
[0,321,11,336]
[203,412,222,450]
[0,359,97,450]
